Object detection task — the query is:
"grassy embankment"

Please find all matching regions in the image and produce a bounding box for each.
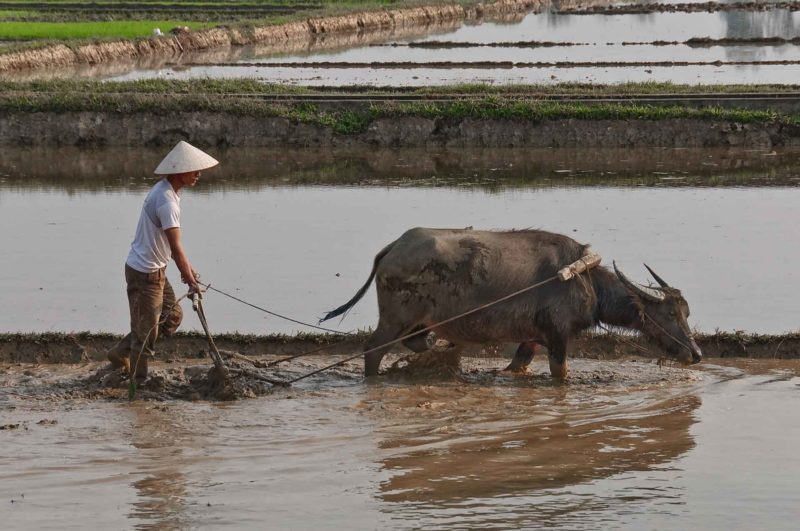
[6,78,800,95]
[2,80,799,135]
[0,0,462,42]
[0,20,218,40]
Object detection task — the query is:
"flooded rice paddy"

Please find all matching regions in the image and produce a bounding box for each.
[3,145,800,529]
[2,357,800,529]
[2,146,800,335]
[12,2,800,85]
[4,3,800,529]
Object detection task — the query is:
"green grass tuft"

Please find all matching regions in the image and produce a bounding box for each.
[1,89,797,132]
[0,20,216,40]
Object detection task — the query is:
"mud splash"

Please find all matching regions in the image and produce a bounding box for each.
[0,0,545,73]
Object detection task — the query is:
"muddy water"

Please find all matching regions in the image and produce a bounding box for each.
[2,146,800,335]
[1,358,799,529]
[93,8,800,85]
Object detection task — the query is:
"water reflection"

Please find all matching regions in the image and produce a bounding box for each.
[2,146,799,192]
[722,9,800,60]
[127,404,195,529]
[368,383,699,527]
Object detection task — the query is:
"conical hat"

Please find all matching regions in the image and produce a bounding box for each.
[154,141,219,175]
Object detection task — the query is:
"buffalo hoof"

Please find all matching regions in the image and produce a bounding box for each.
[548,358,568,380]
[502,362,531,375]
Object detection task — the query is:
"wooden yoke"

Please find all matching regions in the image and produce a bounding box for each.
[557,251,602,282]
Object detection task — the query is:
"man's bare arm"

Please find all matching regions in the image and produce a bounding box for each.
[165,227,198,291]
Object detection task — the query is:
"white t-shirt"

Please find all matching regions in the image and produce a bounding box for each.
[126,178,181,273]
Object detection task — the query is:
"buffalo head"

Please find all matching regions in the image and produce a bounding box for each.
[614,262,702,365]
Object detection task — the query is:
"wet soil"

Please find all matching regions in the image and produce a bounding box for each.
[0,328,769,403]
[0,353,701,402]
[2,331,798,366]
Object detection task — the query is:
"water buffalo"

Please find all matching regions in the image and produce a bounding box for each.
[321,228,702,377]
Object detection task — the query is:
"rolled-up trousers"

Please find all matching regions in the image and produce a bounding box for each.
[123,264,183,366]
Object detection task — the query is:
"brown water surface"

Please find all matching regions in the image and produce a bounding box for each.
[1,358,799,529]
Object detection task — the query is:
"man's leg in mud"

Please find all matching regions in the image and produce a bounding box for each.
[107,266,134,371]
[107,332,132,372]
[126,265,166,382]
[159,276,183,337]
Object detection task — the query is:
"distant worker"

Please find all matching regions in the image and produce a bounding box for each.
[107,141,219,382]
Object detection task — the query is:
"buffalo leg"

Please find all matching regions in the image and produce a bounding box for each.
[546,336,569,380]
[363,321,418,376]
[401,327,430,353]
[503,342,539,373]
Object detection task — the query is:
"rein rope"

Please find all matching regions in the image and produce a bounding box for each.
[199,282,353,336]
[596,322,655,356]
[642,310,696,354]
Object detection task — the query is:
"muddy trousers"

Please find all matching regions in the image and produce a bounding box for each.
[117,264,183,379]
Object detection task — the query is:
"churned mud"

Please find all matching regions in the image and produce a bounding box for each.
[0,330,794,402]
[0,352,700,403]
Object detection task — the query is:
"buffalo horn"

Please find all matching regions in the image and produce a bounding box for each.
[644,263,670,288]
[613,261,665,302]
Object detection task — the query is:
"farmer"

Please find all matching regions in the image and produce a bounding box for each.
[107,141,219,382]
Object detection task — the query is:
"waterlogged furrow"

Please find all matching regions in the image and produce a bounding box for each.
[375,36,800,48]
[559,1,800,14]
[184,58,800,68]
